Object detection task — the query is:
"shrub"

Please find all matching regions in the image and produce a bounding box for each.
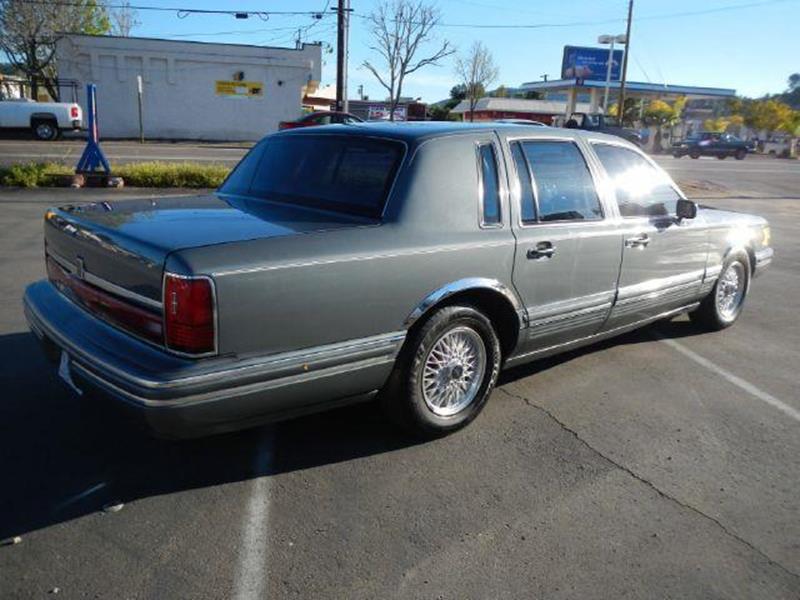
[0,162,72,187]
[114,162,231,188]
[0,161,231,188]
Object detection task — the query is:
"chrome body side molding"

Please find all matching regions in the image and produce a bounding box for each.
[505,302,700,368]
[405,277,526,329]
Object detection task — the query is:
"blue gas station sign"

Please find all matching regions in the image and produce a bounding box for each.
[561,46,623,82]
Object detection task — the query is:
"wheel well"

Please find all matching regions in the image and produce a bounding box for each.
[30,114,57,126]
[409,288,522,358]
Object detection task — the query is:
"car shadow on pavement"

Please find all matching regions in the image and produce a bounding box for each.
[0,331,418,541]
[0,318,703,541]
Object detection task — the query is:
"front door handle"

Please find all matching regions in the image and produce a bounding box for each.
[527,242,556,260]
[625,234,650,249]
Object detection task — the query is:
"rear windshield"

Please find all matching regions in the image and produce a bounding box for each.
[219,134,404,218]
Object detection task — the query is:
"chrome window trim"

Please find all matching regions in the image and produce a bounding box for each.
[505,136,606,228]
[475,140,504,229]
[162,272,220,359]
[46,247,163,311]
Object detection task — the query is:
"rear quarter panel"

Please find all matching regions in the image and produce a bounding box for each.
[173,134,518,357]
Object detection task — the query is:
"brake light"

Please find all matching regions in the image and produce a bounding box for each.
[46,256,162,344]
[70,105,79,119]
[163,273,216,355]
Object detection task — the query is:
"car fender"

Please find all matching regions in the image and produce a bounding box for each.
[404,277,525,329]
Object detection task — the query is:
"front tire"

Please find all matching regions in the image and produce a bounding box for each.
[735,148,747,160]
[690,150,700,159]
[381,305,501,438]
[690,252,750,331]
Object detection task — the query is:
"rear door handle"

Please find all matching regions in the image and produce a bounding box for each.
[527,242,556,260]
[625,234,650,249]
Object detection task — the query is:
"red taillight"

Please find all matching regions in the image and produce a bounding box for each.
[163,273,216,355]
[46,256,162,343]
[70,105,79,119]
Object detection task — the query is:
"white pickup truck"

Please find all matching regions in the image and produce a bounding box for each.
[0,98,83,140]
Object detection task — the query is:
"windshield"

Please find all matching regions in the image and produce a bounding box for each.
[219,134,404,218]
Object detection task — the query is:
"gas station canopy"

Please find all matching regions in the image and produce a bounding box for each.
[518,78,737,117]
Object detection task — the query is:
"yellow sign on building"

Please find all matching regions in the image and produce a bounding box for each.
[215,80,264,98]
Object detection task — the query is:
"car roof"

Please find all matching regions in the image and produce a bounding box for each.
[279,120,629,146]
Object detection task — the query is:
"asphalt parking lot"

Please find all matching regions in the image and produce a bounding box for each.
[0,163,799,598]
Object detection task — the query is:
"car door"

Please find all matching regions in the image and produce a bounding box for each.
[590,141,709,329]
[505,135,622,353]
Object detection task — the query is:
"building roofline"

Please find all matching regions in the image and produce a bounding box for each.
[58,32,321,53]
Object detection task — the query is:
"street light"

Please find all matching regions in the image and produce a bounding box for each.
[598,34,627,114]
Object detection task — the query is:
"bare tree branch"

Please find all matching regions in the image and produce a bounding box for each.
[362,0,454,120]
[454,41,498,122]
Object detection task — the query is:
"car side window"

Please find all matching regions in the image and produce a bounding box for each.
[510,142,536,223]
[478,143,501,226]
[521,141,603,222]
[593,143,681,218]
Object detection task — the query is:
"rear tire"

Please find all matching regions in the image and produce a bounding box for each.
[690,252,750,331]
[32,119,59,141]
[689,151,700,159]
[381,305,501,438]
[717,154,727,160]
[735,149,747,160]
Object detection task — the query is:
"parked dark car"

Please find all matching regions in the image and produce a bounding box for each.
[279,111,363,130]
[24,123,773,439]
[672,132,749,159]
[564,112,643,146]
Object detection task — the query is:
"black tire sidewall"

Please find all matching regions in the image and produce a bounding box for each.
[33,121,58,141]
[400,305,501,436]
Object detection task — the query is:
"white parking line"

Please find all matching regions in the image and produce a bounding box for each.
[233,430,275,600]
[658,336,800,422]
[54,481,107,512]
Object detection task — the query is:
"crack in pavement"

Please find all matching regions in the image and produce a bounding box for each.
[497,386,800,582]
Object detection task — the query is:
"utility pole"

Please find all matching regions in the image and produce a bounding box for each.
[617,0,633,125]
[335,0,350,113]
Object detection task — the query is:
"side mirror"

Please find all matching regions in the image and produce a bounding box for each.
[676,199,697,220]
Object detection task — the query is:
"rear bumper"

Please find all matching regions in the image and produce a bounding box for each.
[24,280,402,438]
[70,119,82,130]
[753,246,774,277]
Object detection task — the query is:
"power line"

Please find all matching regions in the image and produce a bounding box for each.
[352,0,794,29]
[11,0,334,19]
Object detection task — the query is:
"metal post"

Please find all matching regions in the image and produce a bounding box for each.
[335,0,350,113]
[136,75,144,144]
[603,39,615,113]
[618,0,634,125]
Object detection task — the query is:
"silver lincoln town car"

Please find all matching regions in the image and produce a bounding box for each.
[23,122,773,438]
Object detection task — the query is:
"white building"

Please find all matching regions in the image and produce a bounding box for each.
[56,34,322,141]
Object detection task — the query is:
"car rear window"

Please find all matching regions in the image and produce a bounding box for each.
[220,135,403,218]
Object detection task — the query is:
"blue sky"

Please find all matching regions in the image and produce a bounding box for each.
[133,0,798,102]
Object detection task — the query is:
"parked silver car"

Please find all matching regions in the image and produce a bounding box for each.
[24,123,773,438]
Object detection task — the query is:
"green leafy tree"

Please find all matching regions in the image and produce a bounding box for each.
[492,85,509,98]
[0,0,110,100]
[744,99,794,134]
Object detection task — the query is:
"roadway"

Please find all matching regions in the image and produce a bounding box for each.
[0,163,799,598]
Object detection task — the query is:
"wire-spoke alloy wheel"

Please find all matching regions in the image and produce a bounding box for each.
[690,252,750,331]
[716,261,746,322]
[422,326,486,417]
[380,304,501,437]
